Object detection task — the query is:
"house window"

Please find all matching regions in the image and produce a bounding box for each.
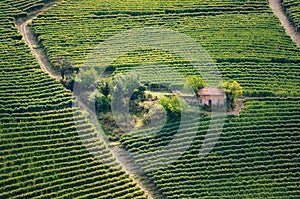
[208,99,212,106]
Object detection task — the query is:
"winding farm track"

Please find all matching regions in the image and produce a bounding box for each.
[17,1,156,199]
[19,22,61,80]
[17,0,62,80]
[16,0,299,198]
[269,0,300,47]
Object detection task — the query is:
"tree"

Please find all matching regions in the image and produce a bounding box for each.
[113,73,140,98]
[95,79,113,113]
[222,80,242,110]
[184,75,207,95]
[52,57,78,80]
[79,68,98,89]
[131,86,146,101]
[95,92,111,113]
[98,79,112,97]
[159,95,186,118]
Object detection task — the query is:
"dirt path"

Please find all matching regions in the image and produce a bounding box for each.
[17,2,158,198]
[269,0,300,47]
[17,1,62,80]
[19,22,61,80]
[76,99,158,199]
[109,146,160,199]
[228,97,246,115]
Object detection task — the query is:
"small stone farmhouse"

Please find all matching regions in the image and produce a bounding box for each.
[198,88,226,106]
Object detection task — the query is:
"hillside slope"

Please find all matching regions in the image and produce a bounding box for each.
[121,98,300,198]
[30,0,300,96]
[0,2,147,198]
[2,0,299,198]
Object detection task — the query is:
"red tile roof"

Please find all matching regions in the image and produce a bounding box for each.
[198,88,225,96]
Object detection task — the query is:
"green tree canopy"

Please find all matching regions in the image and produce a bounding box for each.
[222,80,242,110]
[53,57,78,80]
[159,95,186,118]
[79,67,98,89]
[98,78,112,97]
[113,73,140,97]
[184,75,207,95]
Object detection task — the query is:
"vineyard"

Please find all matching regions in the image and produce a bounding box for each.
[121,98,300,198]
[29,0,300,96]
[2,0,57,16]
[0,1,146,198]
[282,0,300,31]
[114,60,300,96]
[1,0,300,198]
[30,0,300,64]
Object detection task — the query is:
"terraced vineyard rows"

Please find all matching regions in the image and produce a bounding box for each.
[1,0,300,198]
[29,0,300,96]
[31,1,300,63]
[121,98,300,198]
[0,2,147,199]
[27,0,300,198]
[282,0,300,31]
[115,60,300,96]
[2,0,57,16]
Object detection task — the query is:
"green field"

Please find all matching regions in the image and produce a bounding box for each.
[29,0,300,96]
[121,97,300,198]
[0,1,146,198]
[1,0,300,198]
[2,0,57,17]
[31,0,300,63]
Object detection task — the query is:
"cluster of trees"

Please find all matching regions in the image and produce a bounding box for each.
[52,57,79,90]
[87,72,242,125]
[94,73,148,113]
[52,59,243,135]
[85,73,153,140]
[52,56,242,113]
[159,95,184,118]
